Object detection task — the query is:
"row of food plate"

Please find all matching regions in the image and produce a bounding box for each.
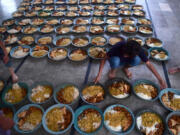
[17,4,144,12]
[20,0,136,6]
[1,17,152,28]
[0,80,179,134]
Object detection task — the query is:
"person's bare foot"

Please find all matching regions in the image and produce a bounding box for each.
[108,69,116,79]
[123,67,132,79]
[12,74,18,83]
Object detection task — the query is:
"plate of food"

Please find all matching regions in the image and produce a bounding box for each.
[74,105,103,134]
[79,10,91,17]
[55,26,71,34]
[51,11,64,17]
[118,4,130,10]
[7,25,22,34]
[14,104,44,133]
[54,83,79,105]
[38,11,51,17]
[79,0,90,4]
[30,45,50,58]
[92,0,103,4]
[136,109,165,135]
[43,5,54,11]
[121,18,135,25]
[2,19,15,26]
[138,25,153,35]
[108,5,118,10]
[2,82,28,105]
[88,47,107,60]
[127,37,144,46]
[104,104,135,135]
[12,11,24,18]
[31,6,43,11]
[33,0,43,4]
[42,104,74,135]
[121,25,137,34]
[91,17,105,25]
[10,46,30,59]
[109,36,125,46]
[67,0,78,4]
[22,26,38,34]
[16,19,31,26]
[132,5,143,10]
[81,82,105,104]
[68,49,88,61]
[107,10,119,17]
[106,25,121,33]
[36,35,53,45]
[55,0,66,4]
[18,6,29,11]
[55,5,67,11]
[48,47,68,61]
[106,78,132,99]
[66,11,78,17]
[30,18,45,26]
[25,11,37,17]
[137,18,152,25]
[68,6,79,11]
[75,18,89,25]
[159,88,180,112]
[72,37,89,47]
[93,10,106,16]
[46,18,59,25]
[104,0,114,4]
[60,19,73,26]
[53,36,71,47]
[120,10,132,16]
[133,10,146,17]
[28,81,53,104]
[81,5,93,10]
[133,79,160,101]
[4,34,18,45]
[44,0,54,4]
[149,47,169,61]
[145,37,163,48]
[166,112,180,135]
[90,25,104,34]
[72,25,88,34]
[39,24,54,34]
[94,5,106,10]
[106,18,119,25]
[91,36,107,47]
[125,0,136,4]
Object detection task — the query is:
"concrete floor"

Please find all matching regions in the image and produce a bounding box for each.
[0,0,180,134]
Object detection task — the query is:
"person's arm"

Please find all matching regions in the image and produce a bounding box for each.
[145,61,167,89]
[0,41,8,56]
[94,55,108,83]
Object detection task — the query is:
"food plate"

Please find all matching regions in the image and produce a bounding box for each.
[30,45,50,58]
[80,5,93,10]
[107,10,119,17]
[103,0,114,4]
[68,49,88,62]
[137,18,152,25]
[66,11,79,17]
[118,4,130,10]
[105,78,132,99]
[22,26,39,34]
[16,18,31,26]
[93,5,106,10]
[30,18,45,26]
[46,18,59,25]
[48,47,68,61]
[159,88,180,112]
[145,37,163,48]
[31,6,43,11]
[55,0,66,4]
[79,10,92,17]
[18,6,29,11]
[114,0,124,4]
[93,10,106,17]
[138,25,153,35]
[42,104,74,135]
[127,37,144,46]
[89,25,104,34]
[39,24,54,34]
[88,46,107,60]
[2,82,29,106]
[38,11,51,17]
[106,25,121,33]
[91,36,107,47]
[2,19,15,26]
[55,26,71,34]
[107,5,118,10]
[74,105,103,135]
[132,5,143,10]
[10,45,30,59]
[166,112,180,135]
[72,25,88,34]
[103,104,135,135]
[121,25,137,34]
[132,79,160,101]
[67,0,78,4]
[149,47,169,61]
[7,25,22,34]
[55,5,67,11]
[25,11,37,17]
[36,35,53,45]
[75,18,89,25]
[79,0,90,4]
[109,36,125,46]
[14,104,44,134]
[4,34,18,45]
[133,10,146,17]
[92,0,103,4]
[44,0,54,5]
[72,36,89,47]
[121,18,135,25]
[120,10,132,16]
[60,18,74,25]
[51,11,64,17]
[43,5,55,11]
[53,36,72,47]
[106,18,119,25]
[125,0,136,4]
[80,82,105,104]
[12,11,24,18]
[28,81,54,104]
[54,83,80,105]
[68,5,80,11]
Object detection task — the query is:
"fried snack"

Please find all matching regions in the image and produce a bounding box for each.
[4,35,18,45]
[66,11,78,17]
[7,26,21,34]
[109,37,124,46]
[69,49,87,61]
[136,112,164,135]
[161,92,180,111]
[60,19,73,25]
[38,36,52,45]
[93,10,105,16]
[82,85,104,103]
[78,109,102,133]
[138,18,151,25]
[120,10,131,16]
[18,36,34,45]
[56,37,71,46]
[73,26,87,33]
[46,19,59,25]
[92,18,104,25]
[32,45,49,57]
[139,26,153,34]
[107,25,120,33]
[106,18,119,25]
[23,26,38,34]
[25,11,37,17]
[133,10,145,17]
[109,81,130,98]
[146,38,162,47]
[5,83,27,104]
[31,85,53,103]
[0,80,4,92]
[128,37,143,46]
[168,114,180,135]
[90,26,104,34]
[151,50,168,60]
[3,19,15,26]
[52,11,64,17]
[31,18,44,26]
[134,84,158,100]
[57,85,79,104]
[91,36,106,46]
[0,26,6,33]
[76,18,89,25]
[1,108,13,119]
[123,25,137,33]
[46,107,72,131]
[40,25,54,33]
[56,27,71,34]
[107,10,119,16]
[17,106,43,131]
[122,18,135,25]
[89,47,106,59]
[13,46,29,58]
[18,19,31,26]
[105,106,132,132]
[49,48,68,60]
[73,37,89,47]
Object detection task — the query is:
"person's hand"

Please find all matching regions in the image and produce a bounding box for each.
[0,115,14,130]
[94,75,100,84]
[3,55,9,64]
[159,79,167,89]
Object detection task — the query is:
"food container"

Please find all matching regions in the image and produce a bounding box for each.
[149,47,170,61]
[10,45,31,59]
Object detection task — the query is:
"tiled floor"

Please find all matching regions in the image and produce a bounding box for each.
[0,0,180,135]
